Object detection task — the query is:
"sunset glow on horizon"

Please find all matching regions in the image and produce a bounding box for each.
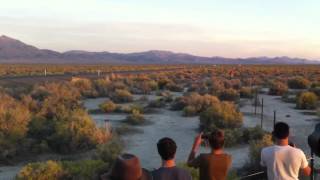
[0,0,319,59]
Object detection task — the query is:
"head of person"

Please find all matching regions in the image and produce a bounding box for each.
[157,137,177,161]
[273,122,290,140]
[208,129,225,150]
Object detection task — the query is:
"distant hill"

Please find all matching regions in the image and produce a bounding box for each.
[0,35,319,64]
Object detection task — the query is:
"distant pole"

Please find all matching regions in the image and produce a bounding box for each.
[254,89,258,115]
[273,110,276,129]
[261,98,264,129]
[44,68,47,77]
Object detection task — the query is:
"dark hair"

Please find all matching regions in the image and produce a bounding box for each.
[157,137,177,160]
[209,129,225,149]
[273,122,289,139]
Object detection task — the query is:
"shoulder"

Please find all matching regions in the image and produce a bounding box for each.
[261,145,275,154]
[175,167,192,177]
[289,147,306,157]
[152,168,163,175]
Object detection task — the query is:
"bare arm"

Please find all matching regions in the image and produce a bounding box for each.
[187,133,202,167]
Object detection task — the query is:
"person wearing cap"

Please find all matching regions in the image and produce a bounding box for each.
[187,129,232,180]
[261,122,311,180]
[153,137,192,180]
[101,153,152,180]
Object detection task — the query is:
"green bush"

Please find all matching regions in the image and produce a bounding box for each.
[296,92,318,109]
[178,163,239,180]
[129,104,145,114]
[17,160,109,180]
[200,102,243,130]
[148,99,166,108]
[71,78,98,98]
[218,88,240,102]
[94,137,123,164]
[110,89,133,103]
[99,100,117,113]
[288,77,310,89]
[269,81,288,96]
[171,93,220,114]
[16,160,66,180]
[183,105,198,117]
[242,126,265,142]
[125,110,146,125]
[224,128,243,147]
[93,79,111,96]
[178,163,199,180]
[0,93,31,161]
[240,87,254,98]
[45,109,108,153]
[62,160,108,180]
[248,134,273,169]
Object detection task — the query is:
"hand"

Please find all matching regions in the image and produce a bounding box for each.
[192,133,203,152]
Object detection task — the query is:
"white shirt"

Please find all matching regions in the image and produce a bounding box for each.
[261,145,308,180]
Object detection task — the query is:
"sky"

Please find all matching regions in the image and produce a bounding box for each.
[0,0,319,59]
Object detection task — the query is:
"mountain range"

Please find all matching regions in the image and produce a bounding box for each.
[0,35,319,64]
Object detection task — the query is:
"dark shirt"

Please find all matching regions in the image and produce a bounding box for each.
[189,153,232,180]
[152,166,192,180]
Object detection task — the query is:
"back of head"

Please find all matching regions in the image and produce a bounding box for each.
[157,137,177,161]
[273,122,289,140]
[209,129,225,150]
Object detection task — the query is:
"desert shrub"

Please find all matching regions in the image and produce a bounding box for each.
[178,163,199,180]
[240,87,254,98]
[224,128,243,147]
[148,99,166,108]
[210,79,225,95]
[158,78,172,89]
[170,93,220,114]
[137,80,158,94]
[99,100,117,113]
[17,160,108,180]
[170,96,188,111]
[27,83,107,154]
[93,79,111,96]
[0,93,31,160]
[125,110,146,125]
[179,162,239,180]
[207,126,266,147]
[48,109,108,153]
[269,81,288,96]
[296,92,318,109]
[62,160,108,180]
[16,160,66,180]
[129,104,145,114]
[183,106,198,117]
[310,87,320,97]
[242,126,265,142]
[166,82,184,92]
[218,88,240,102]
[200,102,243,130]
[288,77,310,89]
[247,134,273,170]
[94,137,123,164]
[71,78,98,97]
[110,89,133,103]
